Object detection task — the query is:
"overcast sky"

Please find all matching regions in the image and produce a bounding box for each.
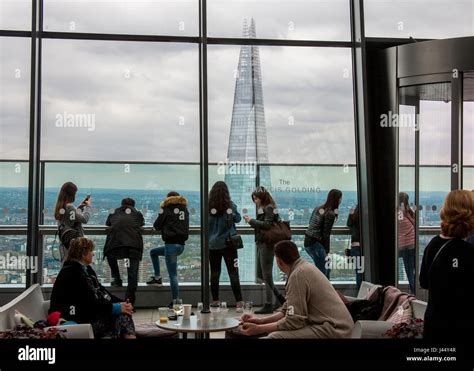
[1,0,474,190]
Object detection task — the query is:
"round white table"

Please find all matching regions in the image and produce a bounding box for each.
[156,315,240,339]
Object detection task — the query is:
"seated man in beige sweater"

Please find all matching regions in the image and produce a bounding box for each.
[241,240,354,339]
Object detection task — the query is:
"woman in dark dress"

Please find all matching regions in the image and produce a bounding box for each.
[420,190,474,340]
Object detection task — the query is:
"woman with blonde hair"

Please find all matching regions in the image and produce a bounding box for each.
[49,237,136,339]
[420,190,474,340]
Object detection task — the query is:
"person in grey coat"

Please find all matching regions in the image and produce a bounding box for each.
[54,182,91,262]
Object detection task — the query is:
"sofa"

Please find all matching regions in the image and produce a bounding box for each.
[0,284,94,339]
[347,281,427,339]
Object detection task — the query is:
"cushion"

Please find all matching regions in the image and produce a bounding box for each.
[134,323,178,338]
[387,300,413,324]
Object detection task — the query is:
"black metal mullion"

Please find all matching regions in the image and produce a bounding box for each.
[0,30,32,37]
[452,73,463,190]
[26,0,42,287]
[199,0,210,311]
[207,37,352,48]
[41,31,199,44]
[350,0,373,282]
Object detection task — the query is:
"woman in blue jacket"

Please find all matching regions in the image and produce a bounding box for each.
[208,181,243,311]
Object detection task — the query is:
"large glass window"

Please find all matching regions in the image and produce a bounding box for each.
[365,0,474,39]
[41,39,199,162]
[0,37,31,160]
[207,0,351,41]
[42,162,201,226]
[398,82,452,294]
[0,235,28,286]
[0,162,29,225]
[208,41,357,284]
[0,0,31,31]
[464,72,474,189]
[42,234,203,285]
[43,0,198,36]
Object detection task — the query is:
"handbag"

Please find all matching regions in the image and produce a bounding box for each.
[225,212,243,250]
[58,223,80,250]
[260,220,292,247]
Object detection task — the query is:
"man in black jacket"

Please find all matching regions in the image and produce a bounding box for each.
[104,198,144,305]
[147,192,189,303]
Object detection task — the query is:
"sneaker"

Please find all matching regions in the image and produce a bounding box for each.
[255,303,274,314]
[146,277,163,287]
[236,301,244,313]
[110,279,123,287]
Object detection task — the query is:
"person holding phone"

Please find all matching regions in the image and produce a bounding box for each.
[54,182,92,262]
[244,186,285,314]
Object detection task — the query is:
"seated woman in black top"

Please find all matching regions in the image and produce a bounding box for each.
[420,190,474,341]
[49,237,136,339]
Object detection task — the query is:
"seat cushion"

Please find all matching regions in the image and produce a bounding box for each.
[134,323,177,338]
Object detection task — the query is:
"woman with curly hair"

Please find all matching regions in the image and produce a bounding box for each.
[420,190,474,340]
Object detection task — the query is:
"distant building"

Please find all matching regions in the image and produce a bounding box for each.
[224,19,271,282]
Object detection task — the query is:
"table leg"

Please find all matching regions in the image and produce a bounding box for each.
[182,332,187,340]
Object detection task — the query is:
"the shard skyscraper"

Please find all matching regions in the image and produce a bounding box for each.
[224,18,271,218]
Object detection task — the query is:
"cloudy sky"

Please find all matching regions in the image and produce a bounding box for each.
[1,0,474,190]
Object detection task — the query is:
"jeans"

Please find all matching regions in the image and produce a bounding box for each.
[399,248,416,294]
[209,248,243,302]
[350,246,363,290]
[107,257,139,304]
[256,244,282,305]
[150,244,185,300]
[305,241,328,278]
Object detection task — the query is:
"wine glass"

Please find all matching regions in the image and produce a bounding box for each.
[173,298,183,315]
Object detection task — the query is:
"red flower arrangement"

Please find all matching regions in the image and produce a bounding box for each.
[384,318,424,339]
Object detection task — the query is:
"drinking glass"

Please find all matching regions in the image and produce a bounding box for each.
[158,307,169,323]
[210,303,220,321]
[173,298,183,315]
[197,302,203,321]
[220,302,229,316]
[243,301,253,315]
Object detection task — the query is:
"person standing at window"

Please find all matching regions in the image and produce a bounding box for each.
[398,192,416,294]
[147,192,189,305]
[347,204,362,290]
[244,186,285,314]
[304,189,342,279]
[104,198,144,305]
[54,182,92,262]
[420,190,474,340]
[208,181,244,311]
